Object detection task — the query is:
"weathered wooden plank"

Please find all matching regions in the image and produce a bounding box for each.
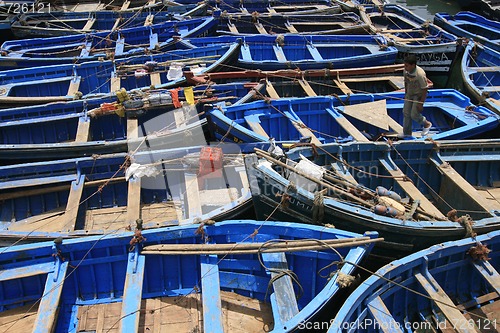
[126,177,141,226]
[63,175,85,232]
[297,79,317,97]
[75,117,90,142]
[333,79,353,95]
[415,272,479,333]
[332,114,370,142]
[67,76,81,97]
[435,162,499,215]
[118,252,145,333]
[283,111,322,145]
[82,17,96,31]
[244,115,270,139]
[185,173,202,219]
[0,262,55,282]
[227,22,239,33]
[306,44,323,61]
[111,73,121,93]
[150,72,161,87]
[261,252,299,327]
[469,66,500,72]
[273,45,287,62]
[254,22,267,34]
[472,260,500,295]
[367,296,404,333]
[127,118,138,140]
[120,0,130,10]
[285,22,298,33]
[265,80,281,99]
[201,255,224,333]
[32,262,69,333]
[380,159,446,219]
[343,100,390,131]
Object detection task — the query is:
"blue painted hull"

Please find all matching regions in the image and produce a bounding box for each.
[0,17,217,69]
[244,140,500,258]
[0,43,240,105]
[461,40,500,116]
[0,82,260,160]
[329,230,500,333]
[0,145,254,238]
[208,89,499,144]
[181,34,398,70]
[0,220,376,332]
[434,11,500,53]
[10,3,208,38]
[361,5,458,80]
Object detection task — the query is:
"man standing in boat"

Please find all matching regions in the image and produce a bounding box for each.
[402,55,432,137]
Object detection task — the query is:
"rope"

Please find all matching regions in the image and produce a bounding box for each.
[312,188,327,224]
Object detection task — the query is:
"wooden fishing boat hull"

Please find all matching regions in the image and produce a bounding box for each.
[360,5,458,86]
[207,89,499,144]
[0,16,218,69]
[329,230,500,333]
[0,220,377,332]
[0,42,240,106]
[215,12,370,36]
[0,144,254,240]
[434,11,500,53]
[180,34,398,71]
[10,3,208,38]
[0,82,265,161]
[244,140,500,259]
[461,40,500,116]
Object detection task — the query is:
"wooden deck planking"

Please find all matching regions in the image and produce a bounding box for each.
[126,177,142,226]
[0,304,38,331]
[77,292,272,332]
[185,173,202,219]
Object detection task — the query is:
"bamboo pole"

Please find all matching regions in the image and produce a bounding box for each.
[141,237,384,255]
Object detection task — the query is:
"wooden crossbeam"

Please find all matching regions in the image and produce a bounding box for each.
[261,252,299,327]
[150,72,161,87]
[265,80,281,99]
[75,117,90,142]
[227,22,239,33]
[82,17,96,31]
[63,175,85,232]
[244,115,270,139]
[118,252,145,332]
[283,110,322,145]
[185,173,202,218]
[333,79,353,95]
[379,158,446,219]
[126,177,141,226]
[127,118,138,140]
[367,296,404,333]
[201,255,224,333]
[67,76,81,97]
[32,262,69,333]
[254,22,267,34]
[415,272,479,333]
[472,259,500,295]
[120,0,131,10]
[297,79,317,97]
[285,22,298,33]
[111,72,121,93]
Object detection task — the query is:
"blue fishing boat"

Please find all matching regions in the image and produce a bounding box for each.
[178,34,398,71]
[189,64,408,94]
[0,220,378,332]
[0,144,254,240]
[461,40,500,116]
[208,89,499,144]
[244,139,500,259]
[0,16,217,69]
[178,0,341,15]
[333,0,389,12]
[0,82,264,161]
[434,11,500,53]
[45,0,169,12]
[10,3,208,38]
[329,230,500,333]
[215,12,370,35]
[0,42,239,106]
[360,5,459,87]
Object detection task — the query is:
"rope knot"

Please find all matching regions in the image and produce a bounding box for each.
[467,242,491,261]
